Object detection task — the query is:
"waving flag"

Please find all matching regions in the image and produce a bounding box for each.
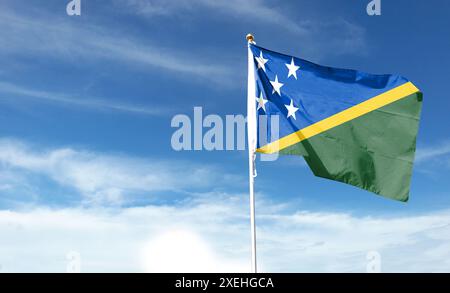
[249,44,423,202]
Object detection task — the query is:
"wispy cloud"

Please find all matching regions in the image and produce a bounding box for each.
[119,0,310,35]
[0,139,244,205]
[416,141,450,163]
[0,1,367,90]
[0,7,233,85]
[0,139,449,272]
[116,0,367,57]
[0,81,169,116]
[0,196,449,272]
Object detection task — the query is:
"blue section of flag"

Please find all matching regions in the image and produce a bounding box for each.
[250,44,410,148]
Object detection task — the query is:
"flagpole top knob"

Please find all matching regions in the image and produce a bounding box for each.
[246,34,255,43]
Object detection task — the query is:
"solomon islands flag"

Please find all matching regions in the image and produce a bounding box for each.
[250,44,423,202]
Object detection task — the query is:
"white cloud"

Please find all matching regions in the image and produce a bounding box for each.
[0,139,449,273]
[116,0,367,57]
[0,139,243,205]
[0,195,449,272]
[0,7,233,84]
[416,141,450,163]
[0,81,168,116]
[0,1,367,91]
[119,0,310,35]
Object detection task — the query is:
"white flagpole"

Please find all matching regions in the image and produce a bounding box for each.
[246,33,258,273]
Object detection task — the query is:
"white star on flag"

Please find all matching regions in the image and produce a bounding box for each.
[286,58,300,79]
[285,99,299,120]
[270,75,284,96]
[256,92,269,112]
[256,52,268,72]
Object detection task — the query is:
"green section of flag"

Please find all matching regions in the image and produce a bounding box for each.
[280,93,423,202]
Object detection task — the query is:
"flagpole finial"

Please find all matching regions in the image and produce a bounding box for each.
[246,34,255,43]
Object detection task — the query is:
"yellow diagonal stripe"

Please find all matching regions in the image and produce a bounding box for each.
[257,82,420,154]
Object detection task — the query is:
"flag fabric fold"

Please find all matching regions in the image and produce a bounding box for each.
[251,44,423,202]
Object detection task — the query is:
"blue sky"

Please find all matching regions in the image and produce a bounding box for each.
[0,0,450,272]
